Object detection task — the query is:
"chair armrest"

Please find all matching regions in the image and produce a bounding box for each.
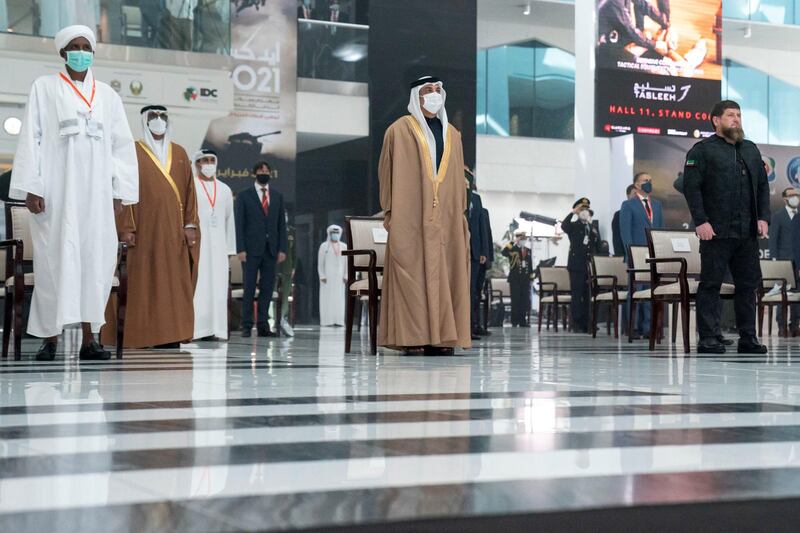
[342,249,377,270]
[760,277,789,296]
[0,239,23,249]
[646,257,687,275]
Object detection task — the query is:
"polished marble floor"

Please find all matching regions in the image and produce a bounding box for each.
[4,326,800,531]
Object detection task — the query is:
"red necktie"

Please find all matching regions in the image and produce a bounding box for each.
[261,187,270,216]
[643,198,653,222]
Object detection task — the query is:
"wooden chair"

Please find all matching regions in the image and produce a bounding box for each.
[228,256,283,336]
[2,203,128,360]
[626,245,655,344]
[343,216,385,355]
[537,266,571,332]
[490,278,511,326]
[758,259,799,338]
[589,255,628,338]
[645,229,735,353]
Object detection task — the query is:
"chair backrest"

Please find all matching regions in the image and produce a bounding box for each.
[591,256,628,288]
[647,229,701,276]
[345,216,386,269]
[538,266,571,292]
[760,259,795,290]
[229,255,243,285]
[7,205,34,261]
[491,278,510,297]
[627,245,651,283]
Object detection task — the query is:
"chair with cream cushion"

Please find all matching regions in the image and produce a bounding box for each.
[589,256,628,338]
[758,259,799,337]
[537,266,571,332]
[343,216,385,355]
[646,228,735,353]
[2,203,128,359]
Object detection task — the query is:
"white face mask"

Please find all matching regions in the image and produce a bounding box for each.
[579,210,591,222]
[148,117,167,136]
[422,92,444,114]
[789,197,800,208]
[200,164,217,178]
[330,233,341,242]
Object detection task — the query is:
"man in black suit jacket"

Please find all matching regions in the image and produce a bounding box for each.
[477,206,494,334]
[468,188,486,339]
[774,187,800,334]
[235,161,288,337]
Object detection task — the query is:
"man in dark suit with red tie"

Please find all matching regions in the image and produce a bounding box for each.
[620,172,664,339]
[235,161,288,337]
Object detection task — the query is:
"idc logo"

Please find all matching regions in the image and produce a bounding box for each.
[184,87,218,102]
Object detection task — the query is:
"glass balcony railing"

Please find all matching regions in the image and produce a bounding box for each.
[723,0,800,25]
[297,18,368,84]
[0,0,230,54]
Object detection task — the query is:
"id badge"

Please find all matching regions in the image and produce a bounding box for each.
[583,235,589,246]
[210,213,219,228]
[86,119,104,139]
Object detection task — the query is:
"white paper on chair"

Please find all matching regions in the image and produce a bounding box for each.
[766,283,782,297]
[671,238,691,252]
[372,228,388,244]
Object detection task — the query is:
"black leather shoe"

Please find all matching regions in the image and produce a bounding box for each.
[478,328,491,336]
[241,328,252,338]
[79,341,111,361]
[738,337,768,354]
[716,335,734,346]
[154,342,180,349]
[257,326,276,337]
[471,331,481,341]
[35,341,57,361]
[425,346,455,356]
[697,340,726,354]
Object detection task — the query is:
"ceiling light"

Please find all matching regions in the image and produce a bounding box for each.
[3,117,21,136]
[523,3,531,15]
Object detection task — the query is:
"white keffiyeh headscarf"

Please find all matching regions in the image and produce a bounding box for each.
[140,106,172,167]
[407,76,449,173]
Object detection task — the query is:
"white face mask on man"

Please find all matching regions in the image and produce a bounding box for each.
[789,196,800,208]
[200,164,217,178]
[578,210,592,223]
[148,117,167,136]
[422,92,444,114]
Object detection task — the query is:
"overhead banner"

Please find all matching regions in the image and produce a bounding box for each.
[634,135,800,258]
[202,0,297,196]
[595,0,722,138]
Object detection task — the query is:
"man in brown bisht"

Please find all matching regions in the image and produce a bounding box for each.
[378,76,471,356]
[102,105,200,349]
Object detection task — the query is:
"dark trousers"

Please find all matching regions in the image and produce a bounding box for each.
[242,253,277,329]
[470,259,481,330]
[509,277,530,326]
[777,304,800,330]
[697,238,760,341]
[476,263,488,328]
[569,269,589,332]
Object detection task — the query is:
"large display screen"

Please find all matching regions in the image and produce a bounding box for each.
[595,0,722,138]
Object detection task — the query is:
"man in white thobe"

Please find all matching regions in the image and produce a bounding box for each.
[318,225,347,326]
[192,149,236,340]
[10,25,138,361]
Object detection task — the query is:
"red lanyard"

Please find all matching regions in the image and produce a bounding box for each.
[60,72,96,111]
[199,178,217,210]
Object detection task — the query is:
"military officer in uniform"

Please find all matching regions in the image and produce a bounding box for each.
[682,100,770,354]
[561,198,601,333]
[502,231,534,327]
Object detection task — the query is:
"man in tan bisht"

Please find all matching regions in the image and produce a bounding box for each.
[102,105,200,349]
[378,76,471,356]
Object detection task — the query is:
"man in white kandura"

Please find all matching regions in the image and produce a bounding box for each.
[318,225,347,327]
[10,24,138,361]
[192,149,236,341]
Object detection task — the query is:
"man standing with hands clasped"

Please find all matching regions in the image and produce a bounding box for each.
[682,100,770,354]
[235,161,288,338]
